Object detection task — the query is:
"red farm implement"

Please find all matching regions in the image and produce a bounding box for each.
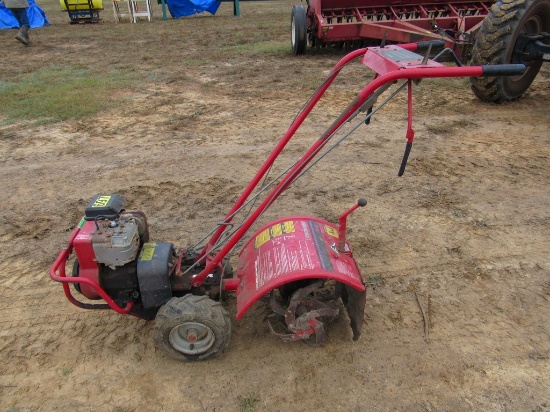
[292,0,490,57]
[291,0,550,102]
[51,41,525,361]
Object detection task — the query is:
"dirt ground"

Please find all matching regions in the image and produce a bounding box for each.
[1,1,549,411]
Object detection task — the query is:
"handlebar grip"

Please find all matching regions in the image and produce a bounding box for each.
[398,142,413,177]
[416,40,446,51]
[481,64,526,76]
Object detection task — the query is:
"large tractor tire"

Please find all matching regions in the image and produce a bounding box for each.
[155,294,231,361]
[291,5,307,55]
[470,0,550,102]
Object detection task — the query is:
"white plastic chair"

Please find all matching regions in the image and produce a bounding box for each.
[129,0,152,22]
[112,0,133,22]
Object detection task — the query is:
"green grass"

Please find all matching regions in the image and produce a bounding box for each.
[0,67,133,125]
[240,393,260,412]
[232,41,290,55]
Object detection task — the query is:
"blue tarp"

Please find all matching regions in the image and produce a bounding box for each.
[0,0,49,29]
[165,0,221,18]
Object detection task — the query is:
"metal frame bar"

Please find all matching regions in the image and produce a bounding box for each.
[191,42,496,288]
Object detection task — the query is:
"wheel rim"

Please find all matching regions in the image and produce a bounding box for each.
[169,322,215,355]
[506,1,550,92]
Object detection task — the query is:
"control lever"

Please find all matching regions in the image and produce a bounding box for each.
[338,198,367,253]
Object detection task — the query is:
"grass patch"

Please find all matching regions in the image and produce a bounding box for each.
[0,67,134,125]
[240,393,260,412]
[232,41,290,55]
[368,274,385,286]
[181,58,214,67]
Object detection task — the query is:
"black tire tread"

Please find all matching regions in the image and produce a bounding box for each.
[291,5,307,55]
[470,0,549,102]
[155,294,231,361]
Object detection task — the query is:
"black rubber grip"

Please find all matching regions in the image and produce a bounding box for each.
[481,64,526,76]
[416,40,445,51]
[398,142,413,177]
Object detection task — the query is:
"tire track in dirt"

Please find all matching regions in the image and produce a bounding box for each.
[2,253,549,411]
[0,257,153,368]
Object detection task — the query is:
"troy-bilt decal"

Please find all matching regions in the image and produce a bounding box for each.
[91,195,111,208]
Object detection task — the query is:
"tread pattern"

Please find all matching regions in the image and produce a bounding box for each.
[291,5,307,55]
[155,294,232,361]
[470,0,549,102]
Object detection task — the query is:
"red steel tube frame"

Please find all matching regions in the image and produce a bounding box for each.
[50,227,135,314]
[196,47,369,262]
[193,42,488,288]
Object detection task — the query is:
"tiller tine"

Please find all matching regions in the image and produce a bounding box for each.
[267,282,339,345]
[341,284,367,341]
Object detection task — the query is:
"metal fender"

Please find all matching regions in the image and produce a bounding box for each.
[235,216,365,320]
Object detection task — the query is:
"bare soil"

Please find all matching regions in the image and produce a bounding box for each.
[1,1,549,411]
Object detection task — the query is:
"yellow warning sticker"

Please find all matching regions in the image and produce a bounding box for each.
[254,221,296,249]
[92,195,111,208]
[271,224,283,237]
[141,243,157,261]
[324,225,339,238]
[254,228,271,249]
[283,221,295,234]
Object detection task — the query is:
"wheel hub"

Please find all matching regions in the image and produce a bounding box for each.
[169,322,215,355]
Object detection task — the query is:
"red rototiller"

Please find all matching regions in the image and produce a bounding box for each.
[50,41,524,361]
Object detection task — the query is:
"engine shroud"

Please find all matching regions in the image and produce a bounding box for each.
[73,197,174,314]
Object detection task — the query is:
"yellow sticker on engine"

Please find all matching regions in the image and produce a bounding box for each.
[140,243,156,261]
[92,195,111,208]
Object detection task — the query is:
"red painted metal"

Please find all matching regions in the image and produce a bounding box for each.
[195,48,368,266]
[234,216,364,320]
[305,0,491,56]
[362,44,444,74]
[72,220,100,299]
[337,201,364,252]
[194,43,485,295]
[50,226,135,314]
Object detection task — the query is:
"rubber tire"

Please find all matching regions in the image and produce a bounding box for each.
[470,0,550,103]
[155,294,231,361]
[291,5,307,56]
